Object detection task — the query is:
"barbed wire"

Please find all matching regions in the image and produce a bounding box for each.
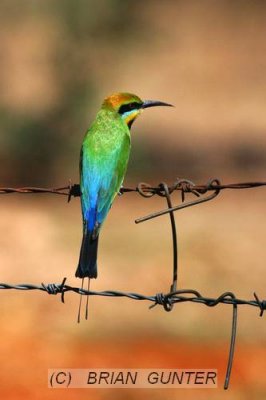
[0,176,265,389]
[0,278,265,390]
[1,179,265,197]
[1,278,265,314]
[1,177,265,222]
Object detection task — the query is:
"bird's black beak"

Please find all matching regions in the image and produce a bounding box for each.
[141,100,174,109]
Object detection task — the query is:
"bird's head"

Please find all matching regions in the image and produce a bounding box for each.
[102,92,173,128]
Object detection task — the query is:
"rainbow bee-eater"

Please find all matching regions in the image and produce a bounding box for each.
[75,92,173,319]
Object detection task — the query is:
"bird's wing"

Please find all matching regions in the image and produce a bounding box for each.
[80,134,130,234]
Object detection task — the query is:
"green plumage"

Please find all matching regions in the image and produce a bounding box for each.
[81,108,131,219]
[76,99,133,279]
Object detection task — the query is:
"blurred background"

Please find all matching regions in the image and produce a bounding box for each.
[0,0,266,399]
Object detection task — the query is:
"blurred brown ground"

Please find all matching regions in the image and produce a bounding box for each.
[0,1,266,399]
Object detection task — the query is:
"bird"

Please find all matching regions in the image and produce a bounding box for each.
[75,92,173,321]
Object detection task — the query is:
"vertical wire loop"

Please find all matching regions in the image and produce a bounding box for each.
[159,183,178,294]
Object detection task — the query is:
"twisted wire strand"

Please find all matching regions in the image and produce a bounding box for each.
[0,280,265,316]
[1,278,265,390]
[0,178,265,197]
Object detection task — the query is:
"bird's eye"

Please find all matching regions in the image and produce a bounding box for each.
[118,102,141,115]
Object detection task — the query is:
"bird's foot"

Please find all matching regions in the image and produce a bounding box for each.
[118,185,124,196]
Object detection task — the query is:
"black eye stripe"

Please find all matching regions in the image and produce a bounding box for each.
[118,102,142,115]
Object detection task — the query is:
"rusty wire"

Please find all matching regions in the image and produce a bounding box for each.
[0,179,265,197]
[1,177,265,222]
[0,177,265,389]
